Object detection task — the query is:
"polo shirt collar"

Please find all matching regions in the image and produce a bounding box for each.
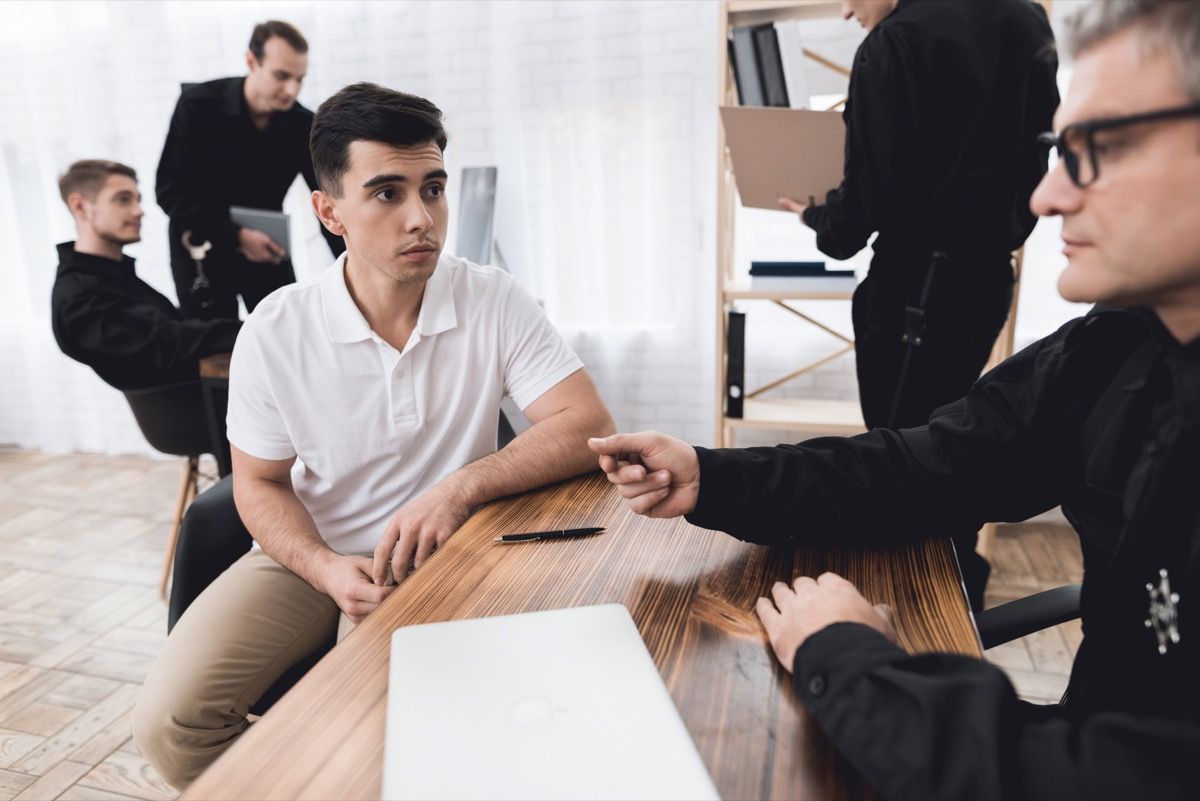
[415,254,458,337]
[320,253,458,344]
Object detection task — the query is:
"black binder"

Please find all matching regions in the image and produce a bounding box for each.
[726,310,746,418]
[730,26,765,106]
[752,24,790,108]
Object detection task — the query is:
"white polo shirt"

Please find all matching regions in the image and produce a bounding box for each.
[226,252,583,556]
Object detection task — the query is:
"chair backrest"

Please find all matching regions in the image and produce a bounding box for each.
[123,381,213,457]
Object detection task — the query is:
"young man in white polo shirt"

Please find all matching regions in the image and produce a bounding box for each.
[134,82,615,789]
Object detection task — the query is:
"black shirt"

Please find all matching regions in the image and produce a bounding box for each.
[802,0,1059,262]
[51,242,241,391]
[156,76,343,258]
[687,307,1200,798]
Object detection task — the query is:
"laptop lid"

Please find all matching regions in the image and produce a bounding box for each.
[383,604,720,801]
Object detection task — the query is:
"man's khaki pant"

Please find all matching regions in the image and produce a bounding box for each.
[133,550,340,789]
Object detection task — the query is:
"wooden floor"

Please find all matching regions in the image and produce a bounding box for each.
[984,520,1084,704]
[0,448,1083,799]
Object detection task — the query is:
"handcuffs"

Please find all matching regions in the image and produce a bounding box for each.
[182,230,214,310]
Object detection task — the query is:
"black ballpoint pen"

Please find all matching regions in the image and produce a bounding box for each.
[494,527,605,543]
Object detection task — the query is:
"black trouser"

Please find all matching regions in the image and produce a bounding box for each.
[168,475,252,631]
[852,249,1014,610]
[168,224,296,320]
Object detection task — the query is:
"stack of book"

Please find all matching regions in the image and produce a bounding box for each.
[729,21,812,109]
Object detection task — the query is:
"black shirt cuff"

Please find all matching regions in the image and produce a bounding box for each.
[792,622,907,708]
[684,446,741,533]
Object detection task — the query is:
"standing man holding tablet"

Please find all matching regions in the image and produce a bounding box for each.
[780,0,1059,607]
[156,19,344,319]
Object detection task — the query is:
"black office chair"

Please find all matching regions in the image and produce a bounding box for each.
[168,475,334,715]
[123,380,214,598]
[976,583,1082,650]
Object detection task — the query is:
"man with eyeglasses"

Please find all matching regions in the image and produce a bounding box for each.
[156,20,344,320]
[591,1,1200,795]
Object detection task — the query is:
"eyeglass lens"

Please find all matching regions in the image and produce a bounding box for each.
[1060,127,1096,187]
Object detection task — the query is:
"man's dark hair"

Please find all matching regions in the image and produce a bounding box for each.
[310,82,449,197]
[57,159,137,204]
[249,20,308,62]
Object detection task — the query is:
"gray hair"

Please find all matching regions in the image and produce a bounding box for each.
[1064,0,1200,101]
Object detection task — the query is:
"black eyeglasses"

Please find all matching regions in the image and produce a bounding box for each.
[1037,102,1200,188]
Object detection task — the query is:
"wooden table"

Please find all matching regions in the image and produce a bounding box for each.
[184,472,979,801]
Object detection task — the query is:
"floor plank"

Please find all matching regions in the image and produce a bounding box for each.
[13,684,139,775]
[0,729,44,770]
[982,521,1085,705]
[76,751,175,801]
[10,760,91,801]
[0,768,36,799]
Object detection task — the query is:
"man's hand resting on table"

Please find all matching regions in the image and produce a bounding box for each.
[588,431,700,518]
[316,553,396,624]
[756,572,898,673]
[372,478,473,587]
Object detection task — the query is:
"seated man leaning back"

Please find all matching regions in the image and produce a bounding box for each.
[51,159,241,390]
[133,81,615,790]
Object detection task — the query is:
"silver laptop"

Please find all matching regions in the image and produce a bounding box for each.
[383,604,721,801]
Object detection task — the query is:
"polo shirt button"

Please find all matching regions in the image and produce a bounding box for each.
[807,675,826,697]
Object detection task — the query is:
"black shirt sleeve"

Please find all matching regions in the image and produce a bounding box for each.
[685,320,1081,545]
[156,95,242,253]
[801,27,916,260]
[54,283,241,388]
[794,622,1200,800]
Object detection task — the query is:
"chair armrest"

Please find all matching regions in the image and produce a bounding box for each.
[977,583,1082,650]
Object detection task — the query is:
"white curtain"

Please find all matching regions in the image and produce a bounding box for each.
[0,0,720,454]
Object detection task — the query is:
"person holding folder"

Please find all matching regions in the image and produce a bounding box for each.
[156,20,344,319]
[779,0,1059,608]
[594,1,1200,795]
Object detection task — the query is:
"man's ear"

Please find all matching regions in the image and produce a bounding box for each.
[311,190,346,237]
[245,50,258,73]
[66,192,89,222]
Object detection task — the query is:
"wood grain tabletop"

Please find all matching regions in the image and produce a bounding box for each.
[183,471,979,801]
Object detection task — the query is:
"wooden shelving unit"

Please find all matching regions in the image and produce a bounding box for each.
[715,1,1029,450]
[715,1,863,447]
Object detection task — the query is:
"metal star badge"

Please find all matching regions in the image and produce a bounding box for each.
[1145,568,1181,655]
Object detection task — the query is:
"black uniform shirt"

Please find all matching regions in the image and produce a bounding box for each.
[802,0,1060,262]
[155,76,343,258]
[687,307,1200,799]
[51,242,241,391]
